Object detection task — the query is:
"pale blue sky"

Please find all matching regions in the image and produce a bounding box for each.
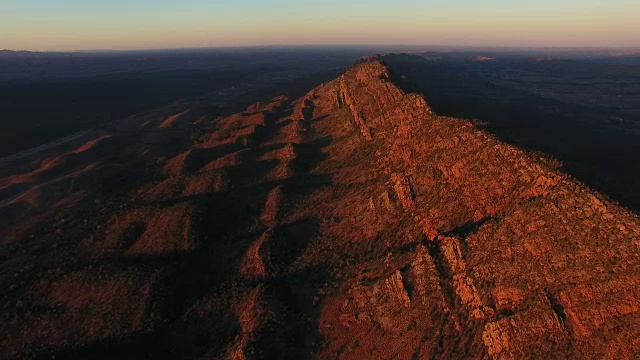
[1,0,639,51]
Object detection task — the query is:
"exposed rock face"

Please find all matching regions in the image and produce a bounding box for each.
[0,56,639,359]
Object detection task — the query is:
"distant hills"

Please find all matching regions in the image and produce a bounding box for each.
[0,49,39,57]
[0,49,74,59]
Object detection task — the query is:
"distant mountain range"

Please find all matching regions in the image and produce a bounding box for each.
[0,49,39,56]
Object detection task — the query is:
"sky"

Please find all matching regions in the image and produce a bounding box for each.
[1,0,639,51]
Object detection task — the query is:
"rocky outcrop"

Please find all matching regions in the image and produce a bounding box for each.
[309,56,640,359]
[339,76,373,140]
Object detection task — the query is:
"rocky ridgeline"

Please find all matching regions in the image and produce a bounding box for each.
[312,56,640,359]
[0,56,638,359]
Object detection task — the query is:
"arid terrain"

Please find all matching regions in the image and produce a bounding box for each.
[0,47,385,157]
[1,54,640,359]
[384,52,640,211]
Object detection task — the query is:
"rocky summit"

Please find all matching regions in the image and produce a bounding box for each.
[1,55,639,359]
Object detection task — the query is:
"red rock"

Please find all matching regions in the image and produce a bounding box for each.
[1,55,639,359]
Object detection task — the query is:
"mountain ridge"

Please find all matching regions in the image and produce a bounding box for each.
[0,54,639,359]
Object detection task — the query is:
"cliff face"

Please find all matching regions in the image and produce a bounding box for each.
[1,56,639,359]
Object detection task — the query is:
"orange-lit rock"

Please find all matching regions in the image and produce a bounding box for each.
[1,55,639,359]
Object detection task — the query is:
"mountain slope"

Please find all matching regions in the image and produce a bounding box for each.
[1,55,639,359]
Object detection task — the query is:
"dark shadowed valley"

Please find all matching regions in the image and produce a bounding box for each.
[0,47,389,158]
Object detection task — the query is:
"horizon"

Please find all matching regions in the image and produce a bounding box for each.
[3,43,640,54]
[2,1,639,52]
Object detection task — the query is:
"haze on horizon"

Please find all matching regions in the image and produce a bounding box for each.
[1,0,639,52]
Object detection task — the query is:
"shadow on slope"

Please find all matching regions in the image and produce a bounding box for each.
[383,54,640,212]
